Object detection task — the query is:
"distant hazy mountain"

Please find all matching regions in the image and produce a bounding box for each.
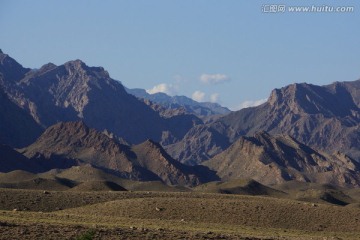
[126,88,231,117]
[21,121,218,186]
[167,80,360,164]
[0,51,200,146]
[203,131,360,187]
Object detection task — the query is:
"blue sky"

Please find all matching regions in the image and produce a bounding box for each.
[1,0,360,110]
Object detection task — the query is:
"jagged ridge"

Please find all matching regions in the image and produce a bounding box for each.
[21,121,218,186]
[203,131,360,187]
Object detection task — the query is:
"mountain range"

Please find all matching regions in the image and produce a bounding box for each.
[1,49,360,188]
[0,51,201,147]
[167,80,360,165]
[19,121,218,186]
[203,131,360,187]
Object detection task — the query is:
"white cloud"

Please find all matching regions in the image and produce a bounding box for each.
[232,98,268,111]
[210,93,219,103]
[200,73,230,84]
[146,83,178,96]
[192,90,206,102]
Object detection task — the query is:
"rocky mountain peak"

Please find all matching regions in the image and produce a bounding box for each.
[267,81,360,117]
[0,50,15,64]
[0,51,30,82]
[38,63,57,73]
[142,139,161,148]
[268,83,305,108]
[32,121,101,150]
[32,121,130,155]
[48,120,89,133]
[0,53,202,147]
[22,121,133,171]
[0,50,7,60]
[38,121,109,144]
[135,139,174,162]
[64,59,86,70]
[63,60,110,80]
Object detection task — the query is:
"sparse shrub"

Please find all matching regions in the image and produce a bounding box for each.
[75,230,96,240]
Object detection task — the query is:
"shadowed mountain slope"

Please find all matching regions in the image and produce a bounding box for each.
[0,88,43,148]
[69,180,127,192]
[0,50,30,84]
[39,165,191,192]
[0,177,71,191]
[194,178,286,197]
[0,145,43,173]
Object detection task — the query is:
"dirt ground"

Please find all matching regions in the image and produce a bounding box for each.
[0,188,359,239]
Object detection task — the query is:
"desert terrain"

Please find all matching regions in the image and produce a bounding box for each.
[0,172,359,239]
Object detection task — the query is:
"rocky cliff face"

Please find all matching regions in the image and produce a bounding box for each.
[203,131,360,187]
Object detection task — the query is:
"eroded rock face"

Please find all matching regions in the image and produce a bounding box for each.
[203,131,360,187]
